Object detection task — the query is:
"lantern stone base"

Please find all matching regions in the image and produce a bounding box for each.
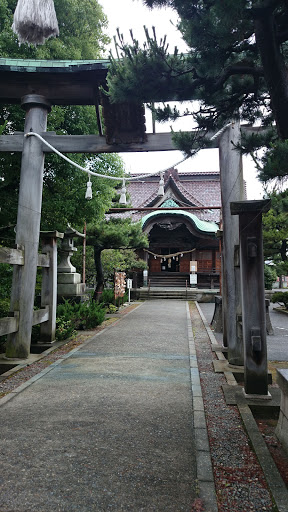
[57,273,86,297]
[276,369,288,453]
[58,273,81,284]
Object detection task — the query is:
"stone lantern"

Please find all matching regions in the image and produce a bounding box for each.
[57,225,86,298]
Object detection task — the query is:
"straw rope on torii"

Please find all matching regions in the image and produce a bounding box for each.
[12,0,59,45]
[25,132,189,203]
[144,248,196,260]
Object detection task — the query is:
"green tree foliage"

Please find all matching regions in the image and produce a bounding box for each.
[0,0,125,243]
[0,0,109,59]
[40,153,124,232]
[264,264,277,290]
[107,0,288,182]
[101,248,147,281]
[86,218,148,299]
[271,291,288,310]
[72,246,147,288]
[263,190,288,281]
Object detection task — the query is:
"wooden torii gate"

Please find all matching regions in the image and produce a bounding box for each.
[0,58,269,396]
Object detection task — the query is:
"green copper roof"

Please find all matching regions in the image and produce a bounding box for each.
[160,199,179,208]
[0,57,110,72]
[141,210,219,234]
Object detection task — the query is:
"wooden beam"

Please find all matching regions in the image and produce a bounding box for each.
[108,206,221,212]
[0,134,23,152]
[0,314,19,337]
[0,247,24,265]
[0,132,218,153]
[32,307,49,326]
[0,126,269,154]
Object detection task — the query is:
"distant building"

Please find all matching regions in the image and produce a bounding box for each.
[125,168,222,288]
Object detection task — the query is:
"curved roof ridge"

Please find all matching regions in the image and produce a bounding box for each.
[141,209,219,233]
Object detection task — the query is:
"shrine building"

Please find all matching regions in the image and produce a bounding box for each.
[123,168,222,289]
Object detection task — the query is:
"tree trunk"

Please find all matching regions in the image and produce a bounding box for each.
[93,246,104,301]
[281,239,287,262]
[254,9,288,139]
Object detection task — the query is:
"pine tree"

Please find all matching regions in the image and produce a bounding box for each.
[263,190,288,284]
[86,218,148,299]
[107,0,288,183]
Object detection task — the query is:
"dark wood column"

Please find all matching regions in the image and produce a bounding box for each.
[6,95,51,359]
[231,199,271,396]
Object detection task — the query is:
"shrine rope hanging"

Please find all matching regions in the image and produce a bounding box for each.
[144,248,196,260]
[25,122,232,203]
[25,132,188,202]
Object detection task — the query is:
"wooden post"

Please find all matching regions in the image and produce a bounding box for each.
[40,231,64,344]
[231,199,271,396]
[6,95,51,359]
[219,121,245,365]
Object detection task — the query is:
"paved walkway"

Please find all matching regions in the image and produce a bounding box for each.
[0,301,214,512]
[200,302,288,361]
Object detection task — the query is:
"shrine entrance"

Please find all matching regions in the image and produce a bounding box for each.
[160,248,180,272]
[141,210,220,288]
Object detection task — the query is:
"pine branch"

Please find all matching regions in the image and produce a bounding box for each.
[214,64,264,90]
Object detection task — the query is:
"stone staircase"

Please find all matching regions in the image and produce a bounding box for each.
[137,287,219,301]
[148,272,190,288]
[134,272,220,300]
[138,288,198,300]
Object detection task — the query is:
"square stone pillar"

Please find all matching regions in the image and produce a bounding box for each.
[219,121,245,365]
[276,369,288,452]
[40,231,64,343]
[231,199,271,396]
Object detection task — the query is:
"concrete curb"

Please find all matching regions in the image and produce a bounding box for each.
[186,302,218,511]
[195,301,288,512]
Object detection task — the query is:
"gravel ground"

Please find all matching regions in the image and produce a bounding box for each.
[256,418,288,489]
[189,302,276,512]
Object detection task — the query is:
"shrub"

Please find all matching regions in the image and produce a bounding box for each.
[56,298,106,340]
[271,292,288,310]
[264,265,277,290]
[0,297,10,318]
[0,263,13,299]
[106,304,118,314]
[98,288,115,306]
[56,318,77,341]
[76,300,106,329]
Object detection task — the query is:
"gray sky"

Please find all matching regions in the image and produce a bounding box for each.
[100,0,265,199]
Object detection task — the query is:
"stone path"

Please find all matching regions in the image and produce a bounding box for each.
[0,301,206,512]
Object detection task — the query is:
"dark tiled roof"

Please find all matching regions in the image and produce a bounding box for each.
[125,168,221,223]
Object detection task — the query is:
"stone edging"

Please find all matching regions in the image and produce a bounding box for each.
[186,302,218,511]
[195,301,288,512]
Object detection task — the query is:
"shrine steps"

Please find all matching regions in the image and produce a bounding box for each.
[148,273,190,288]
[137,287,219,301]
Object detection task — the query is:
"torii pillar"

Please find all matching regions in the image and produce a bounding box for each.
[6,95,50,359]
[231,200,270,396]
[219,121,245,366]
